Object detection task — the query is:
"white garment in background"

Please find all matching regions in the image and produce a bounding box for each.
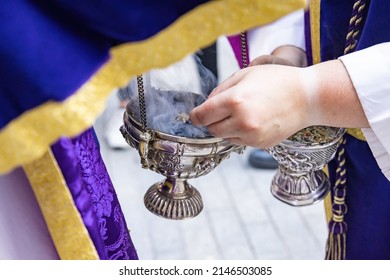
[0,168,58,259]
[248,9,305,59]
[216,10,305,83]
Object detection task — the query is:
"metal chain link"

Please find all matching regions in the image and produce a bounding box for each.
[136,74,147,130]
[240,32,248,68]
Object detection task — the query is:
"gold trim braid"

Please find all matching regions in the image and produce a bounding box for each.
[347,128,366,141]
[0,0,306,174]
[322,165,333,224]
[23,150,99,260]
[310,0,321,65]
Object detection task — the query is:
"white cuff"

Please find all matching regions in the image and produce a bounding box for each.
[339,42,390,180]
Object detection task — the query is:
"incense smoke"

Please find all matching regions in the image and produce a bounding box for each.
[123,55,216,138]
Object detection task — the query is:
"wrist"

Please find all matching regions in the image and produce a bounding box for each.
[298,66,321,127]
[302,60,369,129]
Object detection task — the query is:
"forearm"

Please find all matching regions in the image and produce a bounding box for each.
[304,59,369,129]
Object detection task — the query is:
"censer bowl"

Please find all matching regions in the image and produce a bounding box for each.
[267,127,345,206]
[120,108,244,220]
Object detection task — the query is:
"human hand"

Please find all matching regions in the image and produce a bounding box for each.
[190,64,311,148]
[249,45,307,67]
[249,54,295,67]
[190,57,369,148]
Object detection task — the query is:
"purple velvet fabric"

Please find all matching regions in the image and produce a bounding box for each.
[304,11,313,66]
[51,128,138,260]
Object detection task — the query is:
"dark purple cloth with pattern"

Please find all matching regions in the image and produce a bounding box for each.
[51,128,138,260]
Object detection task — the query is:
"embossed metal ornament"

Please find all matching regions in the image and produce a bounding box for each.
[267,127,345,206]
[121,75,244,220]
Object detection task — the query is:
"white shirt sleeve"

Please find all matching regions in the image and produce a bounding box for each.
[248,9,305,59]
[339,42,390,180]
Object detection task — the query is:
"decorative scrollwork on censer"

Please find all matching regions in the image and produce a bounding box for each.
[155,153,184,174]
[269,145,314,172]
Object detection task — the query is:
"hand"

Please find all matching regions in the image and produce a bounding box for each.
[249,45,307,67]
[249,55,295,67]
[190,64,311,148]
[190,58,369,148]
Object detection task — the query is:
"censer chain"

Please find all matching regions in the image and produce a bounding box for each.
[136,74,148,130]
[240,32,248,68]
[239,32,248,152]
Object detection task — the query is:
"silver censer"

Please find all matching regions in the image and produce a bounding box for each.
[120,75,244,220]
[267,127,345,206]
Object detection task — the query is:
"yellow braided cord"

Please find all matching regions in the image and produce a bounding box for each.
[326,232,347,260]
[326,136,348,260]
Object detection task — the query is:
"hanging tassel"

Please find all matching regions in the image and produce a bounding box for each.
[325,138,348,260]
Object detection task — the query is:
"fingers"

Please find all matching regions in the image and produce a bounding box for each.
[249,55,294,67]
[224,137,245,146]
[248,55,275,66]
[190,86,237,126]
[206,116,240,139]
[206,117,272,148]
[191,67,252,127]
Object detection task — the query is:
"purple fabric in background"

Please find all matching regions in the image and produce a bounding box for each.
[304,10,313,66]
[51,128,138,260]
[227,33,249,69]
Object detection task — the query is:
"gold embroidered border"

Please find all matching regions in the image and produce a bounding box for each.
[0,0,306,174]
[347,128,366,141]
[310,0,321,65]
[23,150,99,260]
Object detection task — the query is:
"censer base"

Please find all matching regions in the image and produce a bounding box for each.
[271,166,330,206]
[144,179,203,220]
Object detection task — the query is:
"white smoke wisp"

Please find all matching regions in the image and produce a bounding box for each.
[124,55,217,138]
